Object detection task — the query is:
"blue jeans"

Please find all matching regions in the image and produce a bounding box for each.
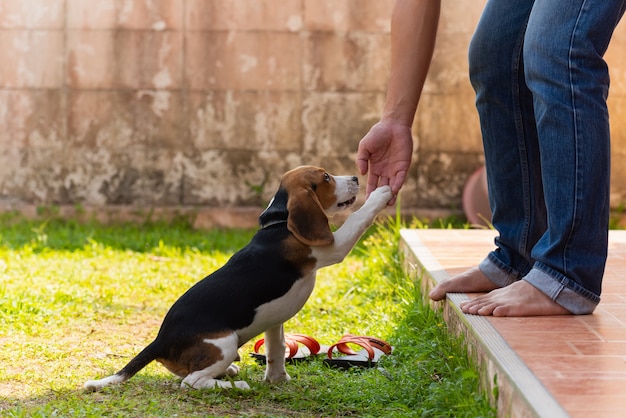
[468,0,626,314]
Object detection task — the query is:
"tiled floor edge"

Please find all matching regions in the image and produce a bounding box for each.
[399,229,569,418]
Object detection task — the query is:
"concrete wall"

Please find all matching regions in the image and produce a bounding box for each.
[1,0,625,224]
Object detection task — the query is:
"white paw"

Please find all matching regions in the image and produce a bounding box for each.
[181,377,251,390]
[264,369,291,383]
[222,364,240,377]
[368,185,393,208]
[233,380,251,389]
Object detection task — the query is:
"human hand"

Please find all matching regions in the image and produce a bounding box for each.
[355,121,413,205]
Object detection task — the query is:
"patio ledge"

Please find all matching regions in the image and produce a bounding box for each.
[400,229,569,418]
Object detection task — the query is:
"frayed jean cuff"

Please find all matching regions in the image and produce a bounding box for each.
[479,254,521,288]
[523,264,600,315]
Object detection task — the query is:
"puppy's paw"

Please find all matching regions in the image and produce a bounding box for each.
[233,380,251,389]
[222,364,240,377]
[368,185,393,209]
[263,369,291,383]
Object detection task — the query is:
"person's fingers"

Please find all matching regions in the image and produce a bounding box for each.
[355,143,371,175]
[356,157,369,176]
[366,173,380,198]
[391,170,407,195]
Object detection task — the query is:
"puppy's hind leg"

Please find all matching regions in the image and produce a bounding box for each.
[180,333,250,389]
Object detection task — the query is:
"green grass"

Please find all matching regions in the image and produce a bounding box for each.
[0,213,494,417]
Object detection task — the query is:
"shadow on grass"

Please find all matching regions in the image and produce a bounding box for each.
[2,363,408,417]
[0,212,255,253]
[0,212,381,257]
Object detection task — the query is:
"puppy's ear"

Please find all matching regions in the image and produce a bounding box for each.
[287,188,334,246]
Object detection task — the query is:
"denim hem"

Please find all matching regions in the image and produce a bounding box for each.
[479,253,522,288]
[523,263,600,315]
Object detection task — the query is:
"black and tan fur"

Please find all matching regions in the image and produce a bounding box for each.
[84,166,392,390]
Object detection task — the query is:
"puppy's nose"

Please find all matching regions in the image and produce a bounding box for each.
[352,176,359,184]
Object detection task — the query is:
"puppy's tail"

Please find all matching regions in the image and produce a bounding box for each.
[84,341,160,391]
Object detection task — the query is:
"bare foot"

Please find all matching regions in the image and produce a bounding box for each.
[459,280,571,316]
[429,266,499,301]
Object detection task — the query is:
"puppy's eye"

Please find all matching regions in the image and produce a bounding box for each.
[324,173,331,182]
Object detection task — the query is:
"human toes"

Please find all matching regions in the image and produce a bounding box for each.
[459,296,494,315]
[428,283,448,301]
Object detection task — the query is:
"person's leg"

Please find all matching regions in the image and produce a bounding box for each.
[431,0,542,300]
[459,0,626,315]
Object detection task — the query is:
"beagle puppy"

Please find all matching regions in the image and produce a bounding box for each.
[84,166,392,391]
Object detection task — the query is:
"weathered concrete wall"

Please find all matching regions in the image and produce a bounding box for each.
[1,0,625,223]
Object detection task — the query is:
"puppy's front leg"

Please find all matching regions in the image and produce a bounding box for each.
[262,324,290,383]
[314,185,393,268]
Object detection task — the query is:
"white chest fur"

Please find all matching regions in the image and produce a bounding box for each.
[236,271,317,343]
